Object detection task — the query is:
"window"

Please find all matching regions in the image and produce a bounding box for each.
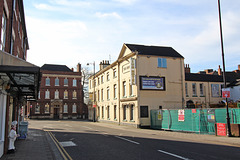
[55,90,59,99]
[64,78,68,86]
[10,36,14,55]
[113,69,117,78]
[98,90,100,101]
[158,58,167,68]
[101,75,104,84]
[185,83,188,97]
[98,77,100,85]
[114,84,117,99]
[114,105,117,119]
[107,106,110,119]
[73,90,77,99]
[130,105,134,121]
[123,81,126,97]
[101,89,104,101]
[55,78,59,86]
[140,106,148,118]
[107,87,110,100]
[1,11,7,51]
[129,84,133,96]
[46,78,50,86]
[45,90,50,99]
[107,72,110,81]
[64,104,68,113]
[64,90,68,99]
[200,84,204,96]
[45,104,49,113]
[35,104,40,114]
[211,84,220,97]
[123,105,127,120]
[73,79,77,87]
[89,80,92,89]
[102,106,104,118]
[72,104,77,113]
[192,83,197,96]
[38,91,40,99]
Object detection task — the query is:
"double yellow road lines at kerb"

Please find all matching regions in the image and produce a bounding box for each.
[46,130,73,160]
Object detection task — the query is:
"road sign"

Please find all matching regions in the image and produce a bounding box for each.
[178,109,185,121]
[222,88,230,98]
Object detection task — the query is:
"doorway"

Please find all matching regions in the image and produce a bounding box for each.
[54,108,59,119]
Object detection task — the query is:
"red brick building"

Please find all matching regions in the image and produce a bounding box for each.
[30,64,88,119]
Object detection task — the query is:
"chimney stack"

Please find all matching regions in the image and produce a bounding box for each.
[218,65,222,75]
[184,64,191,73]
[77,63,81,75]
[99,60,110,70]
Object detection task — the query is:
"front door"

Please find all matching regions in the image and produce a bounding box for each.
[54,108,59,119]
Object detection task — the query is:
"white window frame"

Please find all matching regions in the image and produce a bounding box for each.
[73,79,77,87]
[55,90,59,99]
[64,104,68,113]
[72,104,77,113]
[45,90,50,99]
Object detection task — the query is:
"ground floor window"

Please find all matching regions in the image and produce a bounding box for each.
[35,104,40,114]
[130,105,134,121]
[114,105,117,119]
[64,104,68,113]
[107,106,110,119]
[102,106,104,118]
[123,105,127,120]
[140,106,148,118]
[45,103,49,113]
[72,104,77,113]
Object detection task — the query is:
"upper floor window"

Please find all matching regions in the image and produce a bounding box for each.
[98,77,100,85]
[55,90,59,99]
[107,87,110,100]
[1,11,7,51]
[158,58,167,68]
[10,36,14,55]
[98,90,100,101]
[123,81,126,97]
[107,72,110,81]
[192,83,197,96]
[101,75,104,84]
[45,90,50,99]
[46,78,50,86]
[185,83,188,97]
[73,90,77,99]
[113,69,117,78]
[55,78,59,86]
[101,89,104,101]
[38,91,40,99]
[73,79,77,87]
[129,84,133,96]
[64,78,68,86]
[200,83,204,96]
[64,90,68,99]
[114,84,117,99]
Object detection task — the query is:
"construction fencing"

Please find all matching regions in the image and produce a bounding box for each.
[150,108,240,135]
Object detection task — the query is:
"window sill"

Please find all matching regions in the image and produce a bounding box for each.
[130,120,135,122]
[200,95,205,97]
[114,118,117,121]
[192,95,198,97]
[123,119,127,122]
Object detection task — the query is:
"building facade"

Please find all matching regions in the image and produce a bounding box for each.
[30,64,88,119]
[88,44,185,127]
[0,0,41,157]
[88,43,236,128]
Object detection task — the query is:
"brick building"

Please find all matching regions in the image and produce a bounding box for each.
[30,64,88,119]
[0,0,41,157]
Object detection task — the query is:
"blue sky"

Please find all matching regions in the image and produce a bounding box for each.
[24,0,240,73]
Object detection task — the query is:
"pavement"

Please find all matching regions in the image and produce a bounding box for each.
[0,120,240,160]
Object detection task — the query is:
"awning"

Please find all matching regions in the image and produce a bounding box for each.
[0,51,41,101]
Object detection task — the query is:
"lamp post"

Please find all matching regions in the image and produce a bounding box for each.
[87,61,96,122]
[217,0,231,136]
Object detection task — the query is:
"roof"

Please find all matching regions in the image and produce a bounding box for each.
[185,73,235,83]
[41,64,72,72]
[125,44,184,58]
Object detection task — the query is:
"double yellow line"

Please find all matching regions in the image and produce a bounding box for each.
[46,130,73,160]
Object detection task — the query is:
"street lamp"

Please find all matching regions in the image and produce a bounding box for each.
[87,61,96,122]
[217,0,231,136]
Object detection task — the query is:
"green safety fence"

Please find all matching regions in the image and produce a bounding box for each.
[150,108,240,135]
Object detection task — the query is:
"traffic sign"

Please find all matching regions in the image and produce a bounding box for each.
[222,88,230,98]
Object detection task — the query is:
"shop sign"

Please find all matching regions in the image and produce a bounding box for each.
[207,109,215,123]
[178,109,185,121]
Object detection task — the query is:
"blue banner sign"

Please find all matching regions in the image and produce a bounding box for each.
[140,76,165,90]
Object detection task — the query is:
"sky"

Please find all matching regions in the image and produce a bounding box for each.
[24,0,240,73]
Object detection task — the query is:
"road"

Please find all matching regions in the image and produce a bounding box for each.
[29,120,240,160]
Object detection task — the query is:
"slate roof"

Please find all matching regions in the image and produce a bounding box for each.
[125,43,184,58]
[185,73,235,83]
[41,64,73,72]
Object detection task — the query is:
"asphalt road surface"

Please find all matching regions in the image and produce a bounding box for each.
[29,120,240,160]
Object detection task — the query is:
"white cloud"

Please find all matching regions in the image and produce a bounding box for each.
[95,12,122,19]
